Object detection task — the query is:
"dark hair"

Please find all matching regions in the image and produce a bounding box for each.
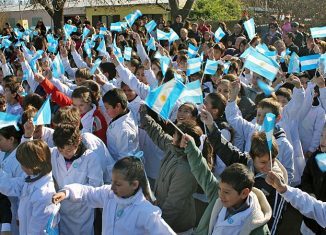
[220,163,254,194]
[22,93,44,110]
[0,94,5,105]
[213,43,226,55]
[80,80,101,103]
[113,157,152,202]
[206,93,226,117]
[75,68,92,80]
[257,97,281,117]
[287,32,295,41]
[102,88,128,110]
[53,123,81,148]
[0,126,23,146]
[249,131,278,159]
[16,140,52,175]
[99,62,117,80]
[72,86,97,106]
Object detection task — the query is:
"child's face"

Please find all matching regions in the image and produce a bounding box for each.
[320,128,326,152]
[177,104,195,124]
[0,135,15,152]
[253,154,273,173]
[256,107,273,126]
[218,182,248,209]
[104,102,120,119]
[58,144,79,159]
[151,64,160,76]
[276,95,289,108]
[136,68,147,84]
[75,77,86,86]
[72,98,92,115]
[33,125,43,139]
[299,76,309,90]
[0,103,6,112]
[213,49,222,60]
[217,83,230,101]
[204,97,219,119]
[4,88,16,104]
[121,85,137,102]
[111,170,138,198]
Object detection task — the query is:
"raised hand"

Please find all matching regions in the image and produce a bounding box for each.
[23,119,35,138]
[52,192,66,204]
[34,73,46,83]
[229,80,241,102]
[265,171,287,193]
[199,106,214,131]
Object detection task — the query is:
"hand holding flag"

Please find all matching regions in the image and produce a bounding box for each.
[263,113,276,170]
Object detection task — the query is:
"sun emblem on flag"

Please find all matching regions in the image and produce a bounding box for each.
[258,61,265,67]
[160,94,167,102]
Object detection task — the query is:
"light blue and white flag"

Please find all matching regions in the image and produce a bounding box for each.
[96,39,107,55]
[244,49,280,81]
[157,29,170,40]
[244,18,256,40]
[84,40,92,58]
[223,61,231,74]
[44,204,60,235]
[99,27,107,36]
[124,47,132,61]
[240,46,256,59]
[204,59,218,75]
[125,10,142,27]
[145,79,185,120]
[188,43,198,58]
[146,37,156,51]
[168,29,180,43]
[179,80,203,104]
[30,50,44,72]
[63,24,77,40]
[315,153,326,172]
[214,27,225,43]
[160,56,170,77]
[113,38,124,63]
[310,26,326,39]
[2,38,12,49]
[47,34,58,53]
[187,57,202,76]
[0,112,20,130]
[263,113,276,151]
[300,54,321,71]
[33,96,51,125]
[288,52,300,73]
[120,22,128,30]
[174,73,184,83]
[52,53,65,78]
[110,22,122,32]
[82,27,90,41]
[258,79,274,96]
[145,20,157,33]
[280,48,291,63]
[90,58,102,75]
[256,43,269,54]
[14,28,23,40]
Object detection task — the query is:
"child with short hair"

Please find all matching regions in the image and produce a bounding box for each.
[52,157,176,235]
[103,88,139,160]
[2,77,22,116]
[0,140,58,235]
[182,129,271,235]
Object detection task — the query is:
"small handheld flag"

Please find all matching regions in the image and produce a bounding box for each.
[84,40,92,58]
[288,52,300,73]
[188,44,199,59]
[44,204,60,235]
[187,57,202,76]
[300,54,321,71]
[125,10,142,27]
[99,27,107,36]
[257,79,274,96]
[157,29,170,41]
[244,18,256,40]
[0,112,20,130]
[160,56,170,78]
[168,29,180,44]
[124,47,132,61]
[52,53,65,78]
[90,58,102,75]
[63,24,77,40]
[145,20,157,33]
[33,96,51,125]
[310,26,326,39]
[179,80,203,104]
[146,37,156,52]
[214,27,225,43]
[110,22,122,32]
[204,59,218,75]
[263,113,276,170]
[82,27,90,41]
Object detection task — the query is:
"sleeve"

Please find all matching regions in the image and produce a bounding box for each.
[1,63,12,77]
[21,61,39,92]
[136,42,150,63]
[308,109,325,152]
[50,77,74,97]
[184,138,219,202]
[62,57,77,80]
[277,139,295,184]
[114,127,139,160]
[116,64,150,100]
[144,69,158,89]
[282,87,305,122]
[139,113,173,152]
[207,123,250,166]
[282,186,326,228]
[161,162,196,228]
[225,101,256,142]
[64,183,110,208]
[40,78,73,107]
[319,87,326,112]
[298,83,314,120]
[71,50,89,69]
[21,46,33,62]
[143,209,176,235]
[87,153,104,187]
[0,173,24,197]
[102,81,117,94]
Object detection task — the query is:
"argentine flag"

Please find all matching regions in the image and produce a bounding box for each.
[320,53,326,75]
[146,37,156,51]
[214,27,225,43]
[157,29,170,40]
[244,18,256,40]
[288,52,300,73]
[96,39,107,56]
[64,24,77,39]
[316,153,326,172]
[2,38,12,49]
[179,80,203,104]
[33,96,51,125]
[240,46,256,59]
[263,113,276,151]
[204,59,218,75]
[223,61,231,74]
[124,47,132,61]
[110,22,122,32]
[125,10,142,27]
[99,27,107,35]
[145,20,157,33]
[257,79,274,96]
[188,44,198,58]
[82,27,90,41]
[145,79,185,120]
[160,56,170,77]
[168,29,180,43]
[90,58,102,75]
[300,54,321,71]
[0,112,20,130]
[84,40,92,58]
[187,57,202,76]
[44,204,60,235]
[244,49,280,81]
[52,53,65,78]
[310,26,326,39]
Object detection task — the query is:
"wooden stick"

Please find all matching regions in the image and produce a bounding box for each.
[168,119,184,135]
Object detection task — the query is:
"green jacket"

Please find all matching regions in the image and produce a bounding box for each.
[184,139,271,235]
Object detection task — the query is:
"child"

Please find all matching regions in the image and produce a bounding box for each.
[182,132,271,235]
[2,77,22,116]
[0,140,58,235]
[103,88,139,160]
[200,108,287,235]
[0,94,6,112]
[52,157,176,235]
[0,126,24,235]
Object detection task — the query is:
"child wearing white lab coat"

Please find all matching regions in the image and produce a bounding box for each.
[0,140,57,235]
[0,126,25,235]
[52,157,176,235]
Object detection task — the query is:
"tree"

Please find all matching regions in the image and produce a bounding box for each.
[191,0,243,21]
[168,0,196,21]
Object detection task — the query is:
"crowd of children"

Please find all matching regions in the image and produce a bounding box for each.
[0,11,325,235]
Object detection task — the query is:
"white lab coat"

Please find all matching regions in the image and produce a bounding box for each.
[64,184,176,235]
[50,148,103,235]
[0,172,57,235]
[42,127,55,148]
[0,149,24,235]
[81,104,96,134]
[106,111,139,161]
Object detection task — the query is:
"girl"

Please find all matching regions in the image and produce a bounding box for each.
[52,157,176,235]
[0,126,24,235]
[0,140,57,235]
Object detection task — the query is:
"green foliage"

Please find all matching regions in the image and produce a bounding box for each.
[191,0,243,21]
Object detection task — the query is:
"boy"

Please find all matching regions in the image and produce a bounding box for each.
[200,108,287,235]
[182,132,271,235]
[3,77,22,115]
[103,88,139,160]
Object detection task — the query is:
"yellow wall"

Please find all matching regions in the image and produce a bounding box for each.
[86,4,170,22]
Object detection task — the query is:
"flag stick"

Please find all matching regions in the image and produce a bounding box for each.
[168,119,185,135]
[269,150,273,172]
[200,72,205,84]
